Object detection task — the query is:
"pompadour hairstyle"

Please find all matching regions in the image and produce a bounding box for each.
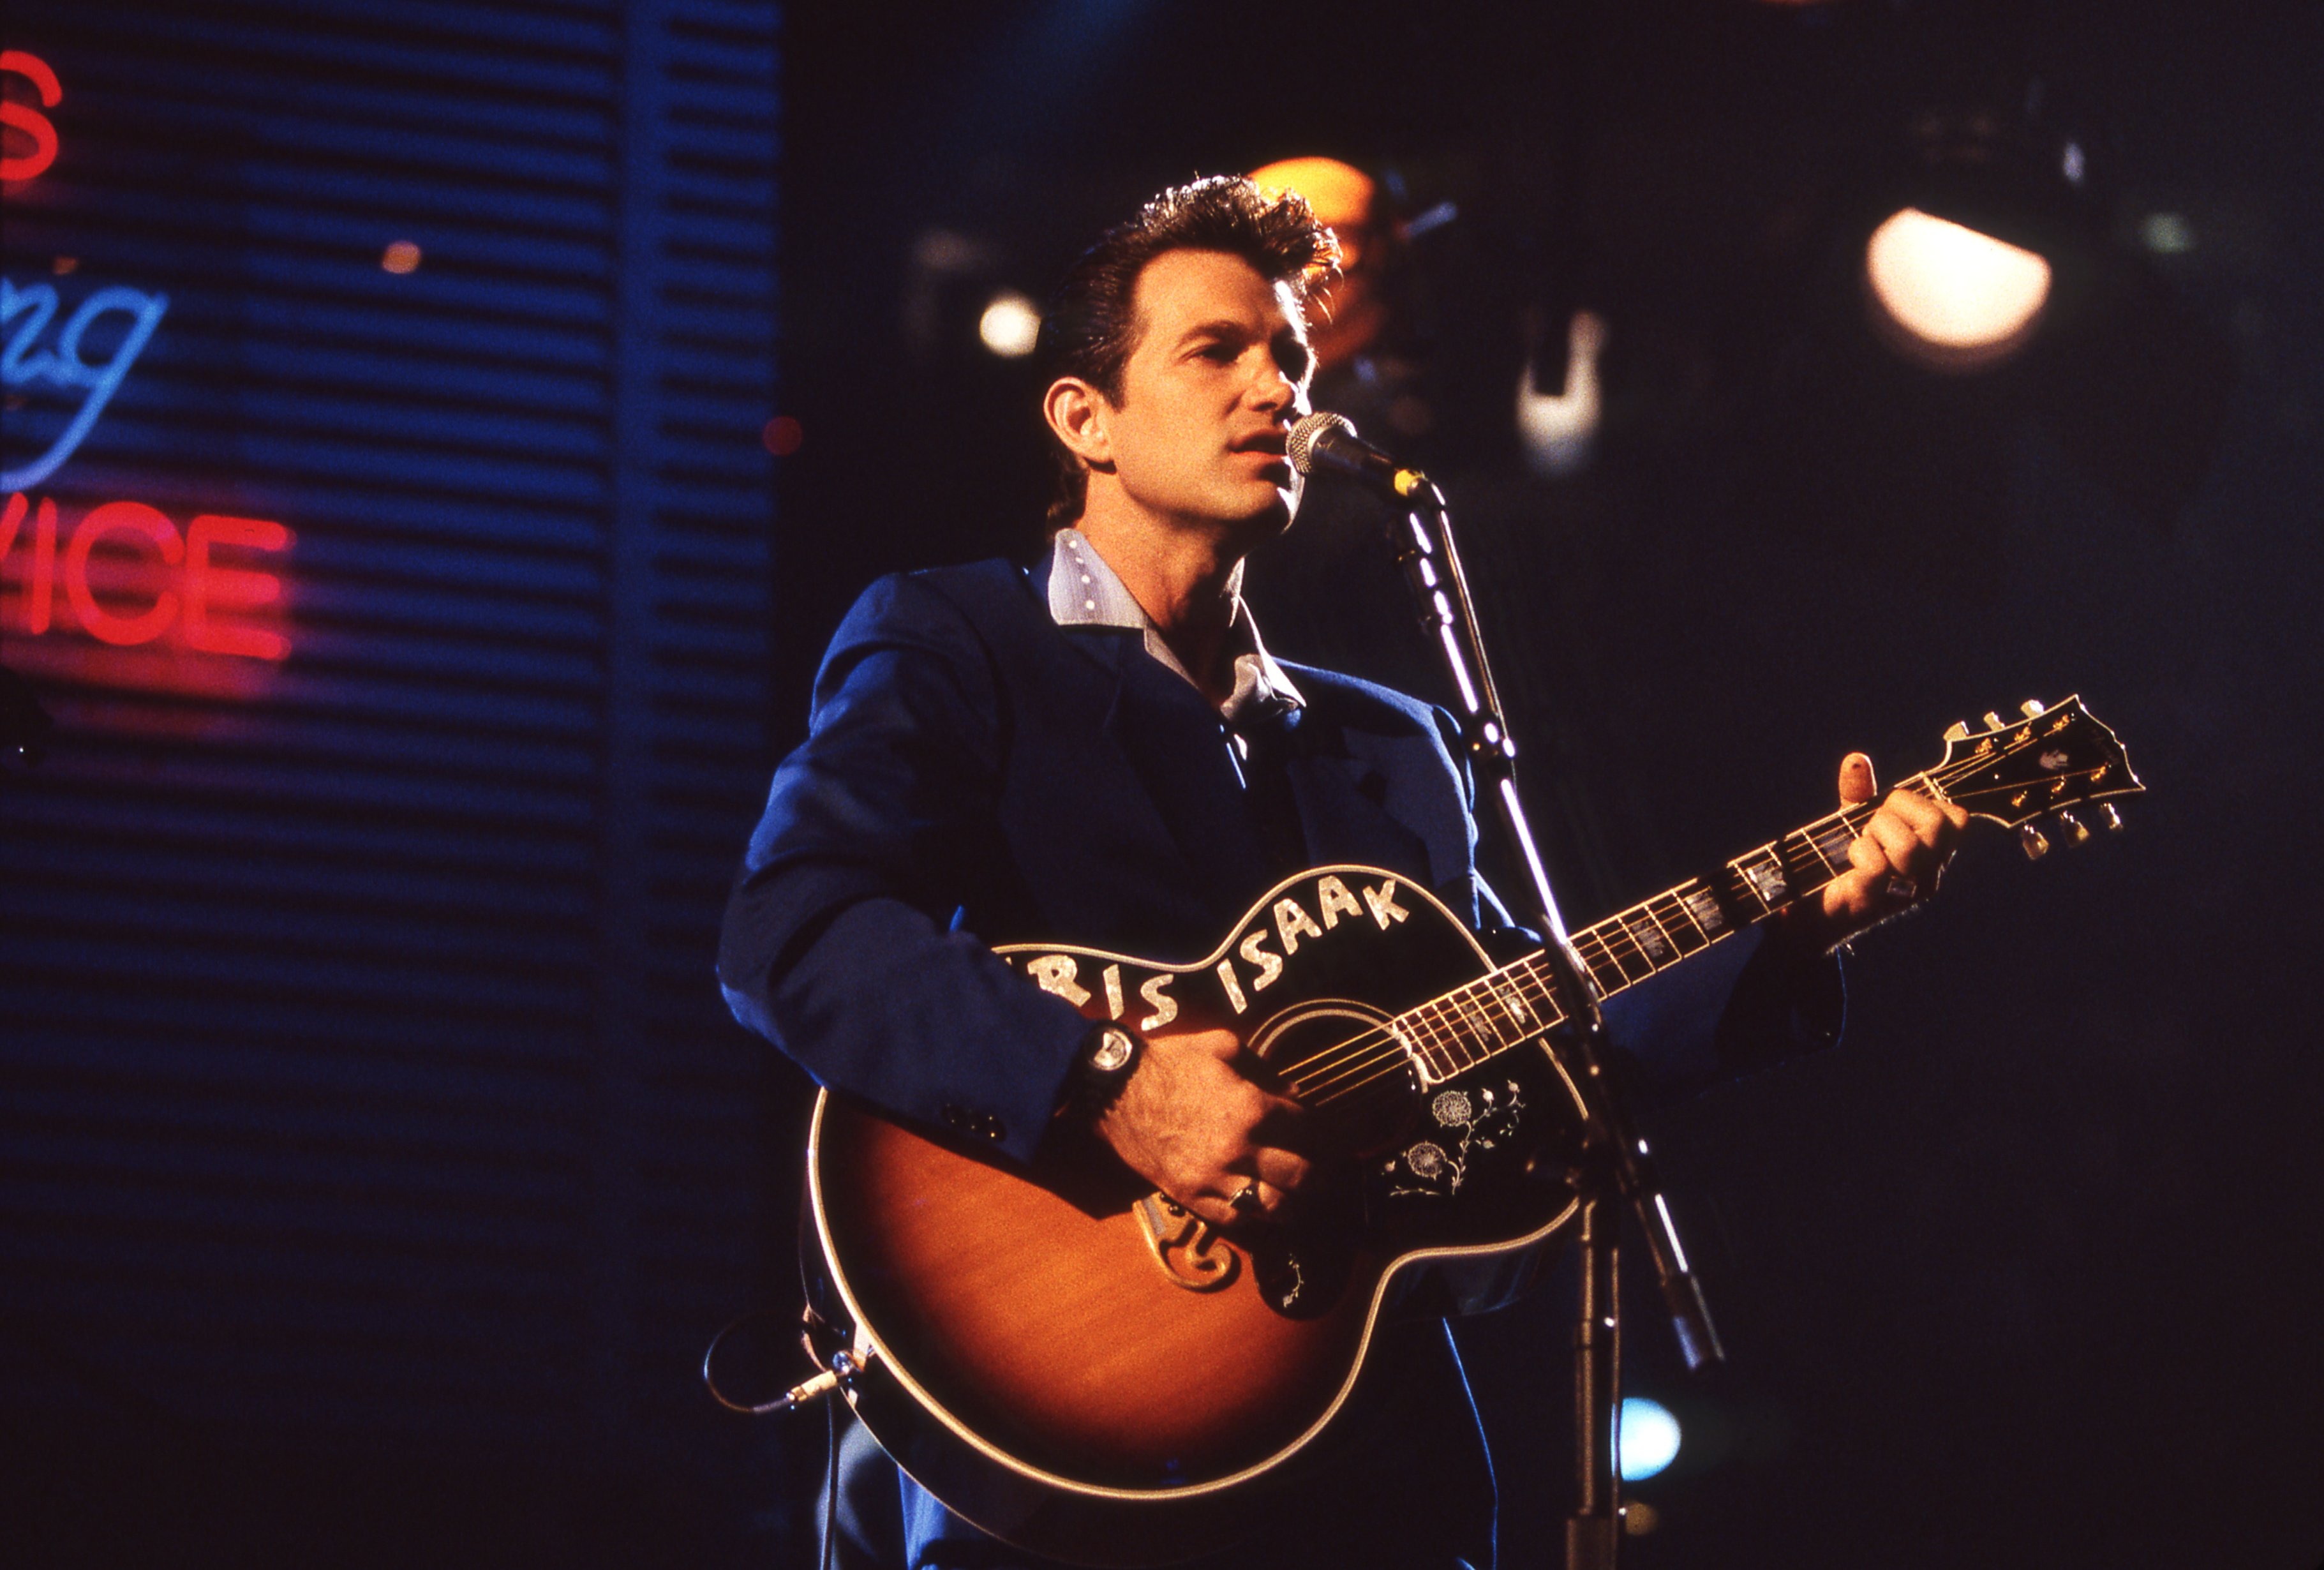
[1036,176,1339,530]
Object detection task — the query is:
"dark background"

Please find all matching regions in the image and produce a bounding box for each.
[6,1,2321,1567]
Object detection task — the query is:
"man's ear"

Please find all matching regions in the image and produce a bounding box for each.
[1043,377,1114,470]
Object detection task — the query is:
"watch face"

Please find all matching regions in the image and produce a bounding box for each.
[1090,1029,1135,1073]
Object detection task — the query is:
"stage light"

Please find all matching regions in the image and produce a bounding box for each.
[978,292,1040,358]
[1517,310,1606,477]
[1249,156,1385,370]
[1619,1397,1681,1482]
[381,240,422,275]
[1251,157,1374,234]
[2140,213,2194,255]
[1863,207,2051,371]
[761,415,803,456]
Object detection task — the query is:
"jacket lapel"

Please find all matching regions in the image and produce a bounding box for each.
[1279,708,1445,890]
[1073,629,1281,920]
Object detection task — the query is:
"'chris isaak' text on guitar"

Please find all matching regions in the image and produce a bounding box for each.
[795,698,2140,1566]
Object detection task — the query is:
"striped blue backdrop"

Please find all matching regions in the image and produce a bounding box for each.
[1,1,787,1553]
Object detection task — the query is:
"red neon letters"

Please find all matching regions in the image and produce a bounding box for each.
[0,50,63,183]
[1,492,291,659]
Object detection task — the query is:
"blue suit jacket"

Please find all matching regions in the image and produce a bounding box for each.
[718,558,1840,1160]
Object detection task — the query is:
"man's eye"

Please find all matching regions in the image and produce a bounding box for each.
[1195,343,1237,362]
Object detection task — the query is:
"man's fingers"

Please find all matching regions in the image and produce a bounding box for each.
[1218,1146,1314,1216]
[1882,789,1956,849]
[1843,832,1913,908]
[1814,763,1972,945]
[1169,1026,1244,1061]
[1249,1090,1313,1151]
[1191,1192,1245,1228]
[1837,751,1879,806]
[1847,830,1889,878]
[1196,1175,1280,1227]
[1866,811,1922,875]
[1185,1146,1316,1227]
[1254,1145,1312,1194]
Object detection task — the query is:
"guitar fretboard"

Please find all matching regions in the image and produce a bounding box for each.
[1390,793,1904,1086]
[1297,698,2132,1103]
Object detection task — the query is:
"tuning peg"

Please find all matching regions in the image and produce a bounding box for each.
[2020,698,2047,717]
[2098,803,2124,833]
[1943,720,1970,743]
[2055,809,2092,845]
[1983,712,2007,731]
[2018,823,2050,860]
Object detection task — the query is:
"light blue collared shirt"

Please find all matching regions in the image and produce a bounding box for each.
[1039,528,1304,736]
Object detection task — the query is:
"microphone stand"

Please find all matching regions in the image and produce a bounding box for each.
[1378,480,1724,1570]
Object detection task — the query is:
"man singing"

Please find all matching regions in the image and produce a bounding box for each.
[719,176,1964,1570]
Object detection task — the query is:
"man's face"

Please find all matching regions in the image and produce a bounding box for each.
[1096,248,1313,541]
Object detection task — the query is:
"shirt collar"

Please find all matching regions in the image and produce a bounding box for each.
[1041,528,1304,724]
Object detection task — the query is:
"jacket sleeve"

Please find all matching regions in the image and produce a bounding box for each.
[717,572,1091,1163]
[1444,717,1846,1105]
[1598,923,1845,1102]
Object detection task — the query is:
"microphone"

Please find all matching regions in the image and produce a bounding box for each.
[1285,412,1434,501]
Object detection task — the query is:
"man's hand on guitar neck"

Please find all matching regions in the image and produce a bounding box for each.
[1093,1027,1313,1228]
[1789,751,1971,952]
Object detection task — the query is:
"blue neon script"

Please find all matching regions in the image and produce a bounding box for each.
[1,277,170,490]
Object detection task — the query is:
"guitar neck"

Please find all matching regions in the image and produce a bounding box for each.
[1393,777,1932,1086]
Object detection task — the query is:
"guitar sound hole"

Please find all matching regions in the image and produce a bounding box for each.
[1252,1001,1419,1156]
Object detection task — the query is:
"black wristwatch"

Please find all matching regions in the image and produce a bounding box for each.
[1068,1022,1143,1119]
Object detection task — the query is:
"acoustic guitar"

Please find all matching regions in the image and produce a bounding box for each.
[797,698,2139,1566]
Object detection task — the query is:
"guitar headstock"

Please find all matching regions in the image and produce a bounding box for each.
[1930,696,2143,853]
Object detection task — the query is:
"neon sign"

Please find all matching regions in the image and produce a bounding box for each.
[2,493,290,659]
[1,45,290,679]
[2,279,170,491]
[1,50,63,182]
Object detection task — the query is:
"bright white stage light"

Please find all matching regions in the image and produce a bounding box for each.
[1516,310,1605,478]
[1865,207,2052,371]
[1619,1396,1681,1482]
[979,292,1042,358]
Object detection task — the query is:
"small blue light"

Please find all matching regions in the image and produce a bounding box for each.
[1618,1397,1681,1481]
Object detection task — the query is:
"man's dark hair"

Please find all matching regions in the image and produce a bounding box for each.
[1038,176,1339,530]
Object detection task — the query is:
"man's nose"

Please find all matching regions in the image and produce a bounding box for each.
[1246,356,1299,414]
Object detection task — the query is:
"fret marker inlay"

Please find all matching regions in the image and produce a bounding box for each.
[1624,913,1671,962]
[1682,888,1725,934]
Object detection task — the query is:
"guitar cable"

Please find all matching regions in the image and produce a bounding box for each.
[701,1306,847,1567]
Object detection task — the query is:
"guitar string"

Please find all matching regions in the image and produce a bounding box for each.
[1288,795,1900,1099]
[1285,1024,1408,1102]
[1279,746,2105,1105]
[1288,787,1923,1100]
[1290,968,1565,1103]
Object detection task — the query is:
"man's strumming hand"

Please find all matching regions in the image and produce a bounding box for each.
[1093,1027,1311,1227]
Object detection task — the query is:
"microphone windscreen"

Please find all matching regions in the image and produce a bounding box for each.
[1286,411,1357,476]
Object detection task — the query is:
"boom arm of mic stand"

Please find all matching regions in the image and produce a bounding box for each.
[1383,484,1724,1372]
